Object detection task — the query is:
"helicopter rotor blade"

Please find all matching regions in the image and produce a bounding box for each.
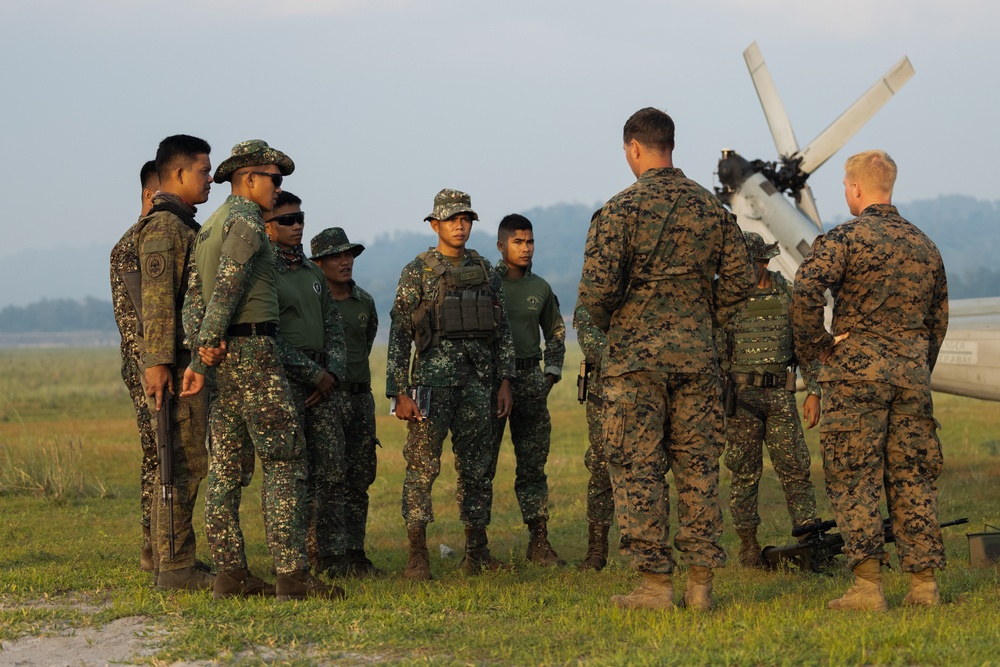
[795,185,823,230]
[744,42,801,158]
[798,56,914,175]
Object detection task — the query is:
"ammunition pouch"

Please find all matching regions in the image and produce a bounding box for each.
[413,250,499,352]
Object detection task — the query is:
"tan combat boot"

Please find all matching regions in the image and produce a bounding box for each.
[275,569,346,601]
[213,568,276,599]
[578,524,610,572]
[611,572,674,610]
[460,525,508,574]
[403,523,432,581]
[827,558,888,611]
[156,566,215,592]
[736,528,765,569]
[902,569,940,607]
[526,518,566,566]
[683,565,714,611]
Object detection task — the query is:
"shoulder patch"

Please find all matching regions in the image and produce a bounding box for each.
[313,281,322,295]
[144,252,166,279]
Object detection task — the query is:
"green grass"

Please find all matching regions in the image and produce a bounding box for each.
[0,346,998,666]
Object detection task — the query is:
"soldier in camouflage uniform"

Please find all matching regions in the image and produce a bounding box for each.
[265,191,349,579]
[182,140,341,601]
[489,214,567,566]
[718,231,819,568]
[579,108,756,610]
[109,159,159,573]
[311,226,382,577]
[387,188,516,580]
[573,293,614,571]
[791,150,949,611]
[133,135,215,591]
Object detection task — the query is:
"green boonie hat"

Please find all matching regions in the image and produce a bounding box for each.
[424,188,479,222]
[213,139,295,184]
[743,231,780,260]
[310,227,365,260]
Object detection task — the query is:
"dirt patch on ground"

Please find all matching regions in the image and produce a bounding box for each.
[0,615,161,666]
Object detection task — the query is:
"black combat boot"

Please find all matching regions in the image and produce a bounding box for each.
[403,523,432,581]
[578,523,610,571]
[460,525,507,574]
[526,518,566,566]
[347,549,383,578]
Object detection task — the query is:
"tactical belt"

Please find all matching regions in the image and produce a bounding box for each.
[515,358,540,370]
[729,371,784,388]
[333,381,372,394]
[227,321,278,338]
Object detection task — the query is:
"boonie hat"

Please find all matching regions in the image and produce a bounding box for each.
[424,188,479,222]
[310,227,365,260]
[214,139,295,184]
[743,231,780,260]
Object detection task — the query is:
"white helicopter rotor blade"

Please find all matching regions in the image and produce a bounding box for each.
[744,42,801,157]
[798,56,914,175]
[796,184,823,230]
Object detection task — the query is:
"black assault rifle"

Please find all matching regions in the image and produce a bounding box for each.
[156,388,175,559]
[761,516,969,572]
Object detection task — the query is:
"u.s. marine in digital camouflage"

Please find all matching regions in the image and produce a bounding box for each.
[791,149,949,611]
[579,108,756,611]
[387,188,515,581]
[717,231,818,568]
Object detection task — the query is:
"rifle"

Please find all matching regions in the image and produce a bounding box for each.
[577,361,590,404]
[156,387,175,559]
[761,516,969,573]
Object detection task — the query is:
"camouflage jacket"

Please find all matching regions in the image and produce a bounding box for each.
[493,261,566,379]
[386,248,515,396]
[573,299,607,370]
[183,195,273,375]
[273,247,347,388]
[134,193,200,369]
[791,203,948,389]
[578,167,756,378]
[110,217,143,361]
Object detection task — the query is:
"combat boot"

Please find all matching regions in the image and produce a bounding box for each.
[460,525,508,574]
[213,568,276,599]
[526,518,566,566]
[579,523,610,572]
[140,525,154,573]
[156,566,215,592]
[736,528,765,569]
[611,572,674,609]
[902,569,940,607]
[827,558,888,611]
[275,569,346,601]
[683,565,714,611]
[315,554,352,578]
[347,549,383,578]
[403,523,432,581]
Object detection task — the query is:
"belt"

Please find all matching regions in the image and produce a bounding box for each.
[515,358,540,371]
[334,381,371,394]
[729,371,784,388]
[227,321,277,338]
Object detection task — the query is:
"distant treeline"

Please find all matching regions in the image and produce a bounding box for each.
[0,297,117,333]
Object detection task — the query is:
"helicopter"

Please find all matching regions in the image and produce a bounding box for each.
[715,42,1000,402]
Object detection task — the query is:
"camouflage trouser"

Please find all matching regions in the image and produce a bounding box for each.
[820,380,945,572]
[288,378,347,563]
[337,391,378,551]
[143,363,208,572]
[488,364,553,523]
[120,345,157,530]
[402,378,494,527]
[602,371,727,574]
[205,336,309,575]
[584,374,614,527]
[724,385,817,534]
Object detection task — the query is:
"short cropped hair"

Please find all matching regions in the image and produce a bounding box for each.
[140,160,158,189]
[623,107,675,153]
[844,149,897,195]
[275,190,302,208]
[497,213,532,242]
[155,134,211,182]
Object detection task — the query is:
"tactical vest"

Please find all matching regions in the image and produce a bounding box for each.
[412,250,498,352]
[726,272,794,372]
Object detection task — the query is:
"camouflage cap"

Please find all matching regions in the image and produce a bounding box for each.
[310,227,365,260]
[743,231,780,260]
[423,188,479,222]
[213,139,295,184]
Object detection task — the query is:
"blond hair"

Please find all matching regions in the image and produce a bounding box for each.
[844,149,897,196]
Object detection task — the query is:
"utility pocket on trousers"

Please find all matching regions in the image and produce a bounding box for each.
[602,386,637,466]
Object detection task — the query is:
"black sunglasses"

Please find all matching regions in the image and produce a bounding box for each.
[248,171,283,187]
[267,212,305,226]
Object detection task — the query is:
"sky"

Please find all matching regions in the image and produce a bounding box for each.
[1,0,997,277]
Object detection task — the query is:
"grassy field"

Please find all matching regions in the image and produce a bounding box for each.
[0,346,998,666]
